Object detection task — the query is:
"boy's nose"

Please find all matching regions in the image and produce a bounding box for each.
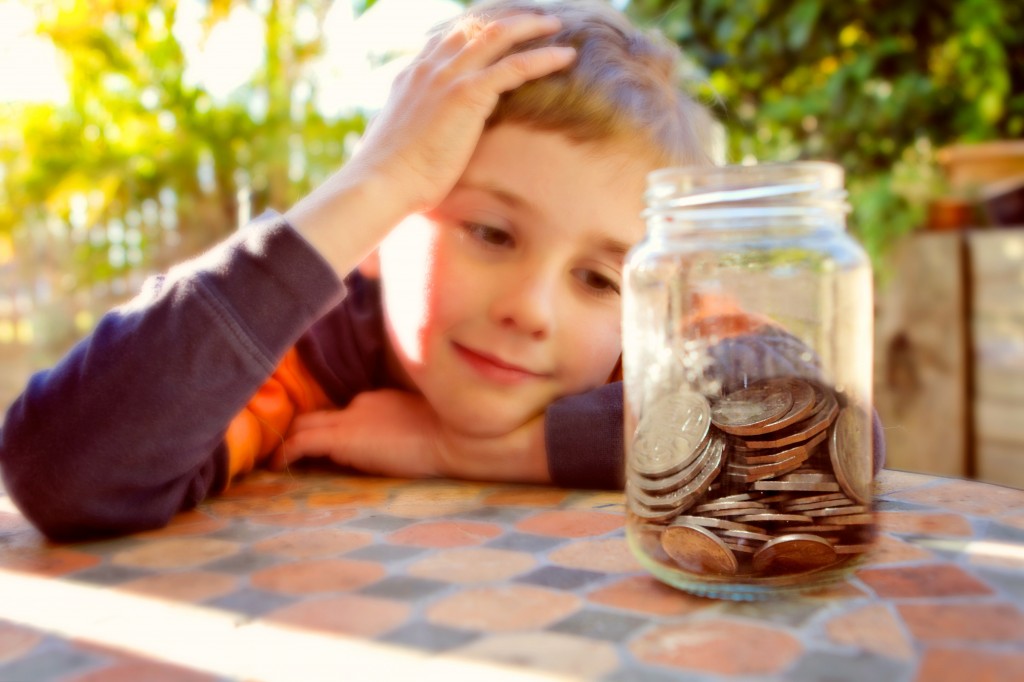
[488,269,556,340]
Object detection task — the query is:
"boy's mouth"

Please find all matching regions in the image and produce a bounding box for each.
[452,343,549,383]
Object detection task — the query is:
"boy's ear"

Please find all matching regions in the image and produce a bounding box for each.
[357,248,381,279]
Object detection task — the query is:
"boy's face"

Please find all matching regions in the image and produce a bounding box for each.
[373,124,653,437]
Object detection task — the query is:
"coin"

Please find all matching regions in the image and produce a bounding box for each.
[780,471,836,484]
[781,497,858,512]
[722,540,757,554]
[704,505,771,518]
[740,390,838,450]
[786,524,846,533]
[717,528,773,542]
[734,512,813,524]
[631,392,712,477]
[752,493,797,505]
[672,515,765,533]
[731,443,810,465]
[804,505,870,517]
[710,379,793,435]
[628,436,725,511]
[779,492,848,506]
[626,492,685,522]
[829,405,873,505]
[693,498,765,513]
[627,434,711,493]
[826,512,875,525]
[726,452,808,483]
[748,378,816,433]
[751,534,838,573]
[752,480,842,492]
[660,524,738,575]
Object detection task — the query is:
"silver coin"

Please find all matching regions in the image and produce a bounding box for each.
[628,436,725,512]
[672,515,765,533]
[752,480,842,492]
[710,379,793,435]
[631,392,712,477]
[627,433,712,494]
[804,505,870,517]
[693,498,764,513]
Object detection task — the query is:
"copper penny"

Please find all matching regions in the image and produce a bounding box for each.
[710,379,793,435]
[829,406,873,505]
[660,524,738,575]
[748,378,817,434]
[731,441,811,465]
[780,492,848,506]
[781,497,858,512]
[739,391,838,450]
[727,456,808,483]
[752,533,838,573]
[826,512,875,525]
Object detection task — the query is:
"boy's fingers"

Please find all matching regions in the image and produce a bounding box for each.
[451,13,563,70]
[272,430,337,469]
[477,46,577,95]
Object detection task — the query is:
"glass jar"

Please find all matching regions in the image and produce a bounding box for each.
[622,162,875,600]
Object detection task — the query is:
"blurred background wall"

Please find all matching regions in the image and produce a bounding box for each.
[1,0,1022,483]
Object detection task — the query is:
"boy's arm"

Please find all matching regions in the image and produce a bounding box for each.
[0,215,344,540]
[275,388,550,483]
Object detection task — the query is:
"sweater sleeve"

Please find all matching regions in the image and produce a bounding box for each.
[0,212,345,540]
[545,382,625,490]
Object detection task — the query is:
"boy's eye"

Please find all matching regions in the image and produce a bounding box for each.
[574,269,621,297]
[461,221,514,248]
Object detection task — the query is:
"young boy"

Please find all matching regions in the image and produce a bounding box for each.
[0,0,716,540]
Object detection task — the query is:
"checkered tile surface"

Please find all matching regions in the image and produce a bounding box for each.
[1,469,1023,681]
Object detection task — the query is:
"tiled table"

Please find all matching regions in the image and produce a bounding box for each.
[1,468,1023,681]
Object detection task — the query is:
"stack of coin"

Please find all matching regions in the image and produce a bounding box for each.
[628,376,876,577]
[625,391,725,522]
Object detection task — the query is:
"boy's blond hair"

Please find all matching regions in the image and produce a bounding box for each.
[460,0,715,167]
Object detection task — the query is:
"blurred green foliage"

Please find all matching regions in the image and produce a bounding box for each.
[2,0,1021,284]
[626,0,1024,262]
[0,0,366,278]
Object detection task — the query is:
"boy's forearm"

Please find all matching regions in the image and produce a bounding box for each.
[286,166,408,278]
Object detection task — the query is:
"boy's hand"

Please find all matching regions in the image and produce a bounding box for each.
[272,389,550,484]
[286,13,575,277]
[352,13,576,214]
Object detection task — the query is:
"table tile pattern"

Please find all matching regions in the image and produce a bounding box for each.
[0,468,1023,681]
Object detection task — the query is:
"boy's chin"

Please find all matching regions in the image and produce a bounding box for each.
[436,405,540,439]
